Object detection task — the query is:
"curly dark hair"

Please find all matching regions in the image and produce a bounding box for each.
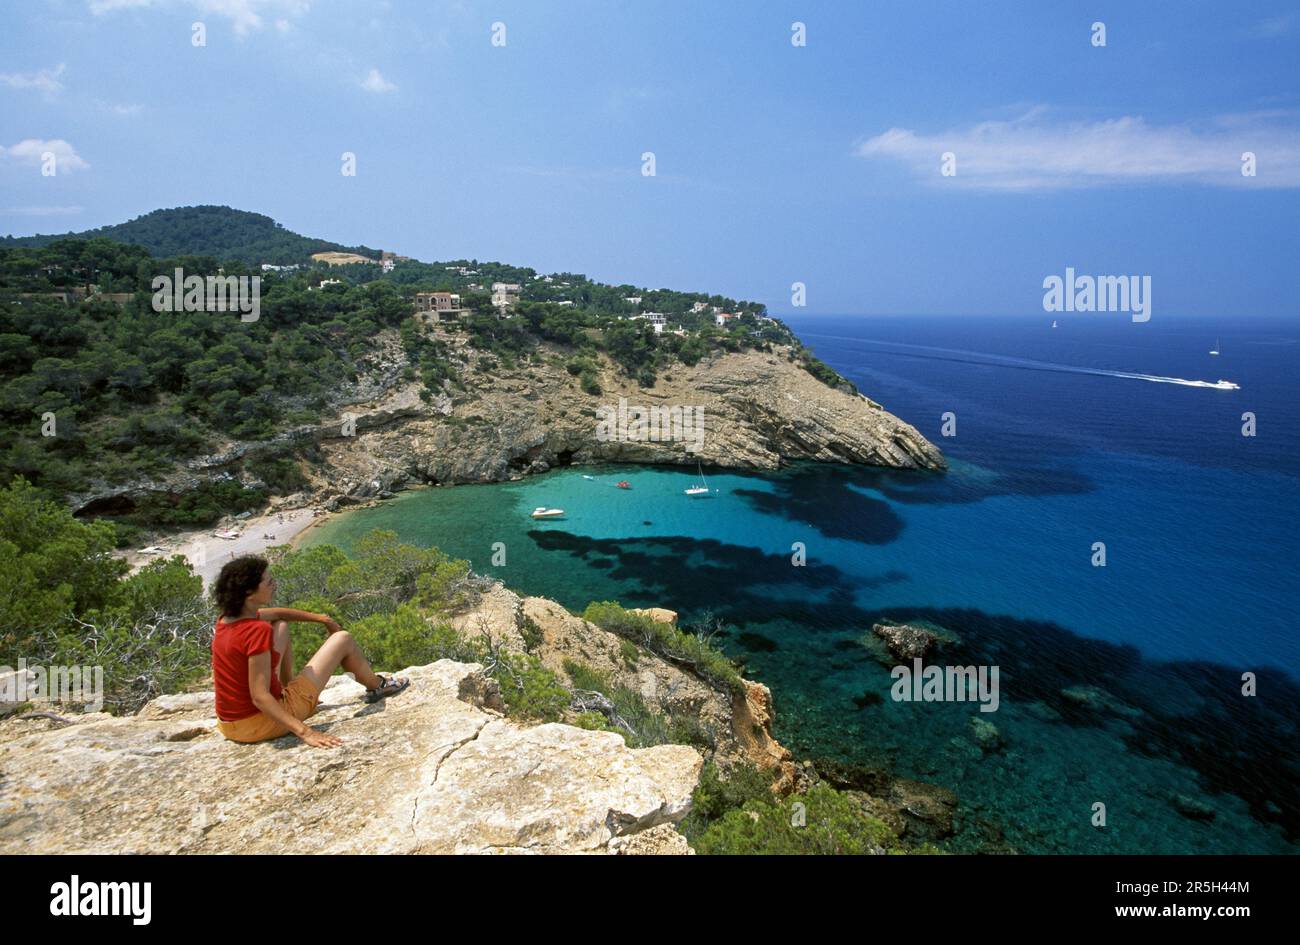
[213,555,269,617]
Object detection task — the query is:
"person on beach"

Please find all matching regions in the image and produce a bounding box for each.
[211,555,409,748]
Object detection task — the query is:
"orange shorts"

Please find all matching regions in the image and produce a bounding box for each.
[216,674,322,743]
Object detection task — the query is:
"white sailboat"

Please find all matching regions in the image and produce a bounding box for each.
[1209,337,1220,356]
[685,460,712,496]
[1051,320,1058,328]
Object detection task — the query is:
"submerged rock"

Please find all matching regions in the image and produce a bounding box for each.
[887,778,958,842]
[870,621,955,662]
[1060,685,1144,719]
[1171,793,1217,822]
[970,716,1004,754]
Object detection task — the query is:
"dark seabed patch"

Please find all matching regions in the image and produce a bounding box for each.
[729,461,1095,544]
[737,631,778,652]
[527,527,1297,852]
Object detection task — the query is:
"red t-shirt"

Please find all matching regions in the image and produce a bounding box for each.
[211,617,282,721]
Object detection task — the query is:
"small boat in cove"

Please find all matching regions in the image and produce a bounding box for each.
[531,507,566,519]
[685,460,714,496]
[616,481,631,489]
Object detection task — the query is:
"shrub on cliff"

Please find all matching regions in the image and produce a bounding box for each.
[1,478,218,712]
[57,556,213,713]
[581,601,744,695]
[561,656,715,751]
[795,349,857,394]
[691,781,898,855]
[686,760,779,823]
[273,529,475,623]
[482,644,570,722]
[0,476,126,656]
[349,604,474,671]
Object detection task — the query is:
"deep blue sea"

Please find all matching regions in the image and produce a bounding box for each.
[304,313,1300,854]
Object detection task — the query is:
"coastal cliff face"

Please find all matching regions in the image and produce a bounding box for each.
[0,660,701,855]
[310,331,944,501]
[69,328,943,514]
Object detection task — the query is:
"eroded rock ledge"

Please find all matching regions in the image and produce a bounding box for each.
[0,661,702,855]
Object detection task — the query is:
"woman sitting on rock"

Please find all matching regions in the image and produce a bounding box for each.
[211,555,409,748]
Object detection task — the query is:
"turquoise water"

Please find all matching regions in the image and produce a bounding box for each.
[301,314,1300,854]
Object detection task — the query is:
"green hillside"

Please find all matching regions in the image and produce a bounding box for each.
[0,205,380,266]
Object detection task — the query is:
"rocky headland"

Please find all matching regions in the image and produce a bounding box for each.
[71,326,944,519]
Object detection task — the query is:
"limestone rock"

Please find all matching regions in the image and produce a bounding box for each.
[515,593,796,785]
[731,680,797,793]
[871,621,943,661]
[609,822,695,855]
[452,582,527,651]
[0,660,702,855]
[629,607,678,627]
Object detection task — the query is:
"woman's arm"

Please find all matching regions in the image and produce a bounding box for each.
[247,651,311,738]
[258,607,342,635]
[247,651,341,748]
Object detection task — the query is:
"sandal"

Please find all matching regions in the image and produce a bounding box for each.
[365,673,410,704]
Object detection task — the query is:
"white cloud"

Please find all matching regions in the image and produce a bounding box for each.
[88,0,309,37]
[88,0,156,13]
[360,68,397,93]
[0,139,91,173]
[1249,13,1297,38]
[0,64,66,95]
[855,109,1300,190]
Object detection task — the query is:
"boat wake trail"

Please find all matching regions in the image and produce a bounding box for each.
[799,335,1241,391]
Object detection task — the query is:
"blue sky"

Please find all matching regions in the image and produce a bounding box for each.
[2,0,1298,317]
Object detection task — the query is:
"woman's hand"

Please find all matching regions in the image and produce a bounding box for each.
[321,615,343,636]
[298,727,343,748]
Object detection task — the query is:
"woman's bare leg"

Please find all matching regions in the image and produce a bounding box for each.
[298,631,384,692]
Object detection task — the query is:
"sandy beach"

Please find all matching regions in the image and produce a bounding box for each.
[122,505,330,586]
